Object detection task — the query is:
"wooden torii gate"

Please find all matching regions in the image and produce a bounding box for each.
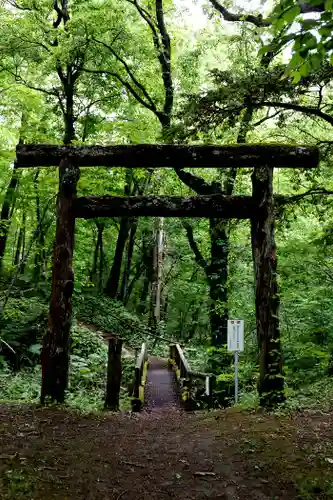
[16,143,318,407]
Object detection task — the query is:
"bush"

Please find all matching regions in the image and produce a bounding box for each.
[0,324,135,413]
[74,293,145,347]
[0,297,48,369]
[283,341,329,388]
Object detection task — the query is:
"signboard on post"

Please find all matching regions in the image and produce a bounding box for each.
[227,319,244,404]
[227,319,244,352]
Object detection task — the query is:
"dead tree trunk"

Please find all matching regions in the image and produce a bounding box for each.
[149,217,164,332]
[105,337,123,410]
[251,166,285,407]
[41,157,80,404]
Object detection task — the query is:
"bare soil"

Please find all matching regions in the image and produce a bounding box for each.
[1,403,333,500]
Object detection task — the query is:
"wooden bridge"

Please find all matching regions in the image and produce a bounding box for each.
[104,336,215,412]
[130,342,215,412]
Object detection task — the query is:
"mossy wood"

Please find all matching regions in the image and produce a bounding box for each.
[16,144,318,169]
[251,167,285,407]
[41,158,79,404]
[73,194,255,219]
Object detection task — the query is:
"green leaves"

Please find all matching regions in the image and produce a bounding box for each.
[261,0,333,81]
[282,5,300,23]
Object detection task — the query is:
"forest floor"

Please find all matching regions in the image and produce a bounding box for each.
[1,404,333,499]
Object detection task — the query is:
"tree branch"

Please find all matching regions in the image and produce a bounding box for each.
[209,0,270,27]
[209,0,325,27]
[252,109,282,127]
[92,37,158,114]
[174,169,217,195]
[83,68,157,113]
[277,187,333,207]
[256,101,333,126]
[155,0,173,123]
[182,221,208,273]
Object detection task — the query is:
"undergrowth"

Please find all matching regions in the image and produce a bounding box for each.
[0,324,134,413]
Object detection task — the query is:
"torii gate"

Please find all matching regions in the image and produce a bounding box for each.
[16,143,318,407]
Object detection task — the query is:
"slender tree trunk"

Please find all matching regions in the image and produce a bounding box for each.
[97,222,104,291]
[208,218,229,346]
[0,163,21,273]
[124,262,144,306]
[105,171,133,299]
[137,231,152,314]
[13,212,25,267]
[105,217,130,299]
[119,218,138,302]
[41,157,80,404]
[91,230,99,283]
[12,228,18,266]
[251,166,285,407]
[33,169,47,280]
[19,212,26,274]
[149,217,164,332]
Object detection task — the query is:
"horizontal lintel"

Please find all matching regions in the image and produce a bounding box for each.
[16,144,319,169]
[72,194,255,219]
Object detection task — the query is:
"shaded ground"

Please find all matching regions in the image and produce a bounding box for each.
[1,405,333,500]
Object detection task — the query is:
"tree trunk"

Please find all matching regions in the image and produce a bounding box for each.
[13,215,25,268]
[149,217,164,332]
[33,169,47,280]
[137,231,152,314]
[0,163,21,272]
[208,107,253,346]
[41,157,80,404]
[119,218,138,302]
[98,224,104,291]
[104,217,130,298]
[90,229,99,283]
[105,171,133,299]
[251,166,285,407]
[124,262,144,306]
[208,218,229,346]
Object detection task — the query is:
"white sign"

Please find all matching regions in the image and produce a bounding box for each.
[227,319,244,352]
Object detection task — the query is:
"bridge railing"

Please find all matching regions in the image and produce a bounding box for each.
[131,342,148,412]
[169,343,215,410]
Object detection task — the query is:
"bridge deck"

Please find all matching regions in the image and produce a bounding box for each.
[144,357,178,411]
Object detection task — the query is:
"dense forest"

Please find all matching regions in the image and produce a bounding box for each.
[0,0,333,414]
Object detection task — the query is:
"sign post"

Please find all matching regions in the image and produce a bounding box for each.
[227,319,244,404]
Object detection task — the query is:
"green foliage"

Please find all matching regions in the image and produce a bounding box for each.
[74,293,146,347]
[0,0,333,414]
[0,324,134,412]
[0,295,47,367]
[262,0,333,81]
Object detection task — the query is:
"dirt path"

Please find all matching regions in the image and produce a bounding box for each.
[1,405,333,500]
